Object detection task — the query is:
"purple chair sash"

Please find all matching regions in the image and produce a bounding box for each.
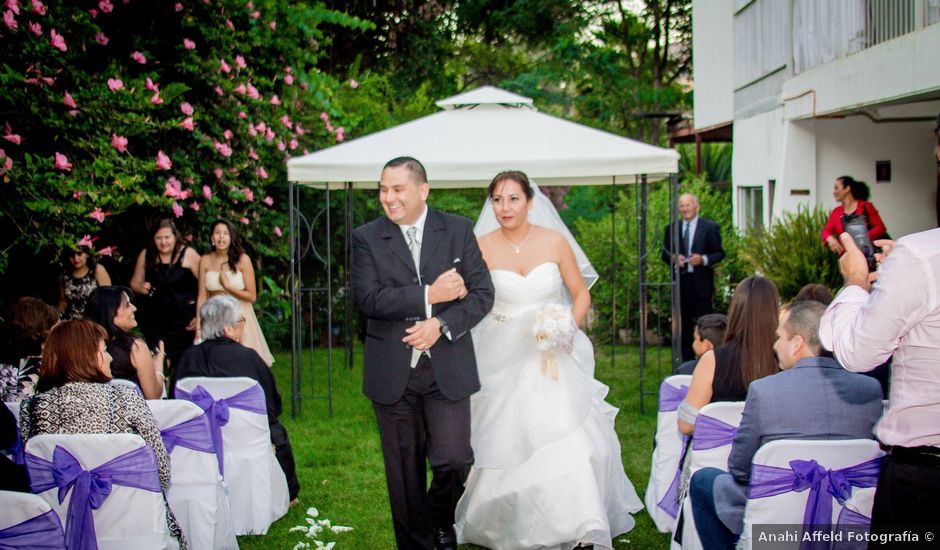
[0,509,65,549]
[692,414,738,451]
[748,456,883,550]
[4,429,25,465]
[657,434,690,518]
[175,384,266,476]
[159,413,215,455]
[658,383,689,412]
[26,444,161,550]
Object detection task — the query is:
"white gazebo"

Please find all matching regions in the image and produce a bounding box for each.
[285,86,681,415]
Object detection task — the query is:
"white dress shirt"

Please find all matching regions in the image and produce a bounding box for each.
[819,228,940,448]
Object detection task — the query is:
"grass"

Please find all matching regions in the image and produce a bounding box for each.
[236,344,676,549]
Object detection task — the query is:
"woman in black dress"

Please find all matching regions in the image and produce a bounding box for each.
[129,219,201,369]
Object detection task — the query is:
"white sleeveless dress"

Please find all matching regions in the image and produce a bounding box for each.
[455,262,642,550]
[205,270,274,366]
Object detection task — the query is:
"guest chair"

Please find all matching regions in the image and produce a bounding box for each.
[148,399,239,549]
[109,378,144,396]
[645,374,692,532]
[24,433,179,550]
[175,377,289,535]
[0,490,66,548]
[737,439,884,550]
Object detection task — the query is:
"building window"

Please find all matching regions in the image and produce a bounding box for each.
[739,186,764,230]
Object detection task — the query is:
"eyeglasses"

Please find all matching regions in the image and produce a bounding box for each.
[236,317,247,324]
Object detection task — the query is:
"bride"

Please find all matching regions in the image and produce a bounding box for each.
[455,171,643,550]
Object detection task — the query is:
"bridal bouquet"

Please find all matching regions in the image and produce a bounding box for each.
[531,303,577,380]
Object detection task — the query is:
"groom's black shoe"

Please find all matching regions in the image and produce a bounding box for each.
[434,526,457,550]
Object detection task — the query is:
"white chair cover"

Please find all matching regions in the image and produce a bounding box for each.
[738,439,884,550]
[109,378,143,395]
[644,374,693,533]
[24,433,179,550]
[676,401,746,550]
[175,377,289,535]
[148,399,239,550]
[0,490,66,548]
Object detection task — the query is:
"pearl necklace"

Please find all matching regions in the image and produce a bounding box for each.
[500,226,532,254]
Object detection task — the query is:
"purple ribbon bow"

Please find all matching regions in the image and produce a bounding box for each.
[0,509,65,549]
[748,456,883,550]
[26,444,161,550]
[692,414,738,451]
[159,413,215,455]
[658,383,689,412]
[4,428,25,465]
[175,384,266,476]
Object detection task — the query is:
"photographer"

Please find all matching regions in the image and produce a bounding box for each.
[819,228,940,529]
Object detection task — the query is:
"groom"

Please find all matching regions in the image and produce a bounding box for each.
[352,157,494,550]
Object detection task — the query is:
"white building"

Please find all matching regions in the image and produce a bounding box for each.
[692,0,940,236]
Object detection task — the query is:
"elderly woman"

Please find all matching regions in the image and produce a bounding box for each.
[18,319,186,548]
[172,295,299,502]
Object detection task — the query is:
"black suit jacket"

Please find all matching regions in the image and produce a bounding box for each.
[352,208,494,405]
[661,216,725,298]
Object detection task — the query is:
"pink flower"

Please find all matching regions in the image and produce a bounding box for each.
[348,78,359,89]
[269,94,281,105]
[277,141,286,151]
[155,150,171,170]
[145,77,158,91]
[285,66,293,73]
[182,38,195,50]
[255,167,268,179]
[212,168,223,180]
[247,126,257,137]
[235,54,246,68]
[246,1,253,8]
[106,78,123,91]
[4,0,17,14]
[325,121,333,132]
[246,84,259,100]
[178,189,191,200]
[67,110,79,117]
[264,128,275,141]
[239,217,249,225]
[88,8,97,18]
[130,51,146,64]
[97,246,114,256]
[214,86,223,96]
[179,117,194,131]
[248,147,259,160]
[172,202,183,218]
[254,122,266,132]
[95,31,109,45]
[88,207,107,222]
[225,18,234,30]
[54,152,71,170]
[202,184,212,198]
[234,83,247,95]
[28,21,40,35]
[174,3,182,11]
[215,142,232,157]
[180,102,193,115]
[283,74,294,85]
[72,191,85,199]
[280,115,292,128]
[99,0,113,13]
[238,111,247,119]
[3,133,21,145]
[249,10,259,18]
[319,112,329,122]
[150,91,162,105]
[1,157,11,171]
[295,124,305,136]
[110,133,128,152]
[300,82,308,91]
[63,92,78,109]
[241,187,254,201]
[289,139,298,150]
[223,129,233,141]
[189,201,200,211]
[49,29,67,51]
[31,0,43,15]
[77,235,94,248]
[219,58,231,73]
[274,226,282,237]
[164,176,182,197]
[335,127,345,142]
[268,20,276,30]
[263,196,274,206]
[2,8,15,29]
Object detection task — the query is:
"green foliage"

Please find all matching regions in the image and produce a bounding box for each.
[741,206,841,302]
[677,142,732,185]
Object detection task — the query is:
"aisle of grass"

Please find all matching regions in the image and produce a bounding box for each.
[237,345,673,549]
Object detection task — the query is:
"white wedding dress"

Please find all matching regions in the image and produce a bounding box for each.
[455,262,643,550]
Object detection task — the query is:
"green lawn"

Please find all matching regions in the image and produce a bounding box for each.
[236,345,675,549]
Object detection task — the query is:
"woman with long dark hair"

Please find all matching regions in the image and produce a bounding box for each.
[821,176,887,255]
[129,219,201,368]
[58,246,111,320]
[196,219,273,366]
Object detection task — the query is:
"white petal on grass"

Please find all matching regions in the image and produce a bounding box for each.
[330,525,353,533]
[306,507,319,518]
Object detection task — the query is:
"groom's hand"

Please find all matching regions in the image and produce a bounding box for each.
[428,268,466,304]
[403,318,442,350]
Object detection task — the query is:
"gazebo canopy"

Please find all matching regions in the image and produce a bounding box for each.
[286,86,679,188]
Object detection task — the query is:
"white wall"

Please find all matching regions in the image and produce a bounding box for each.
[815,117,937,238]
[731,108,784,226]
[692,0,734,129]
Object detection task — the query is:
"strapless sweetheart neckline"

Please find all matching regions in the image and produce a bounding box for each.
[489,261,557,279]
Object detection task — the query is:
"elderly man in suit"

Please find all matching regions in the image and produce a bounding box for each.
[352,157,494,550]
[688,300,883,549]
[661,193,725,362]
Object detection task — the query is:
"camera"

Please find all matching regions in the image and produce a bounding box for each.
[843,217,878,272]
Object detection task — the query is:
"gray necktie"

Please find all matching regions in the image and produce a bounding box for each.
[406,226,421,283]
[682,222,692,272]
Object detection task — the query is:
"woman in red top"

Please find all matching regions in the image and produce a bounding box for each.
[821,176,887,254]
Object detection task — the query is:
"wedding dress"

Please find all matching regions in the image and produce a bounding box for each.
[454,261,643,550]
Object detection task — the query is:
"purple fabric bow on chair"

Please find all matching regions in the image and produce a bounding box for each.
[748,456,883,550]
[159,413,215,455]
[691,414,738,451]
[3,429,24,465]
[0,509,65,549]
[26,444,162,550]
[175,384,266,476]
[655,382,690,518]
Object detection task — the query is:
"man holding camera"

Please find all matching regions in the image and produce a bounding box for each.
[819,227,940,530]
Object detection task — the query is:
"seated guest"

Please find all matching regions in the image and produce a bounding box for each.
[86,286,166,399]
[18,320,186,548]
[676,313,728,375]
[688,301,883,549]
[172,295,300,503]
[0,297,59,402]
[678,276,780,435]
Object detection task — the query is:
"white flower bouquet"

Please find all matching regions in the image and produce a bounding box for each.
[531,303,577,379]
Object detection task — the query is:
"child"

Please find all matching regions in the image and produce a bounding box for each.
[675,313,728,375]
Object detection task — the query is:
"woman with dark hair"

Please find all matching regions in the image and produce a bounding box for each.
[130,219,201,368]
[58,247,111,320]
[196,219,273,366]
[678,275,780,435]
[18,319,186,548]
[821,176,887,255]
[0,297,59,401]
[86,286,166,399]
